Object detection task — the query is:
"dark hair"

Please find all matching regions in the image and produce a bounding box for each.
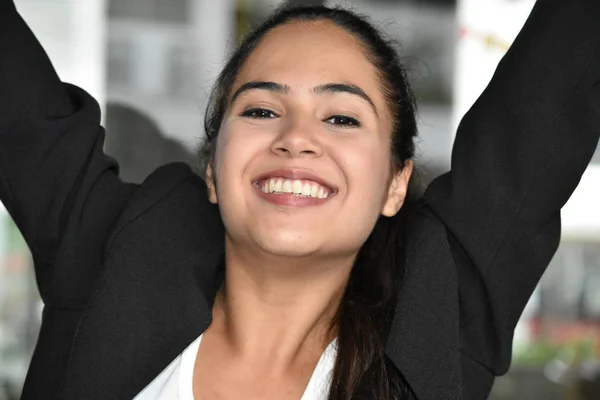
[200,5,419,400]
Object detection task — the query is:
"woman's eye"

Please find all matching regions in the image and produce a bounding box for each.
[325,115,360,127]
[241,108,278,119]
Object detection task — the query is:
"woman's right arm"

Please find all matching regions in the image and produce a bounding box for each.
[0,0,131,304]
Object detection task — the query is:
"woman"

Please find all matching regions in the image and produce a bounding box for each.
[1,0,599,399]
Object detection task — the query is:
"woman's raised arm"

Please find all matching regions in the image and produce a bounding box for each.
[423,0,600,385]
[0,0,131,304]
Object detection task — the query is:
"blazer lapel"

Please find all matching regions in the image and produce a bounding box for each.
[386,208,462,400]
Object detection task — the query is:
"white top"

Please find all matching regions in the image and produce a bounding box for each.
[134,334,338,400]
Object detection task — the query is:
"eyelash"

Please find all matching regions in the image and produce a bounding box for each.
[325,115,360,128]
[240,108,278,119]
[240,108,361,128]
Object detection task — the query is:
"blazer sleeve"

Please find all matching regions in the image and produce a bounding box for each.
[423,0,600,376]
[0,1,131,304]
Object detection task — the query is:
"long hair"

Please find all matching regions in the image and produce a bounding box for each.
[199,5,419,399]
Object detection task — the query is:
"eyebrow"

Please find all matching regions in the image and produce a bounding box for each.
[313,83,378,116]
[230,80,378,116]
[230,81,290,104]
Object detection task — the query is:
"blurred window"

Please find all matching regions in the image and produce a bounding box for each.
[107,36,134,89]
[593,144,600,165]
[108,0,190,24]
[0,210,38,400]
[538,242,600,321]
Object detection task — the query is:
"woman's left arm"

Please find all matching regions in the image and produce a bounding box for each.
[424,0,600,378]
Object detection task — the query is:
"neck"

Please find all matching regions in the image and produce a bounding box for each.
[210,239,354,371]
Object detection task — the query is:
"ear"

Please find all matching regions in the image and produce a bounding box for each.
[205,163,218,204]
[381,160,413,217]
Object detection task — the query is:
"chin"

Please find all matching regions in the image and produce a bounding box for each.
[254,231,321,258]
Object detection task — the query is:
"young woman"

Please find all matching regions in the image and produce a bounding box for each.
[1,0,599,399]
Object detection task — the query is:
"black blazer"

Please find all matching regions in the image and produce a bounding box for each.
[1,0,599,399]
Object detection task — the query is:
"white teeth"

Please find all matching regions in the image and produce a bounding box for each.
[292,180,303,195]
[283,180,292,193]
[317,187,325,199]
[259,178,331,199]
[302,183,312,196]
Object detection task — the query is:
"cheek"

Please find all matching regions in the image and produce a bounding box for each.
[211,122,273,226]
[340,141,392,207]
[329,142,392,248]
[211,130,255,237]
[213,123,260,187]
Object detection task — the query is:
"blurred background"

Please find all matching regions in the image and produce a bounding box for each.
[1,0,599,399]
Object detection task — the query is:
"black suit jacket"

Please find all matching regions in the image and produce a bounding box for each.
[1,0,599,399]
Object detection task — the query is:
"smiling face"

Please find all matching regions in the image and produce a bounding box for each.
[207,20,412,261]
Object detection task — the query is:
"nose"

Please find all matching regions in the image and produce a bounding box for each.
[270,117,323,158]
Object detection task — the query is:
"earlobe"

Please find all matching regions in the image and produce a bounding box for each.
[205,163,218,204]
[381,161,413,217]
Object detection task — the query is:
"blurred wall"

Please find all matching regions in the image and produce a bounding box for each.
[106,0,234,150]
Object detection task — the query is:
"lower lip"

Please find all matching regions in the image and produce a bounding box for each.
[253,185,333,207]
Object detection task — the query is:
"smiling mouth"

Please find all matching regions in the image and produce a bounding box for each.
[256,177,333,199]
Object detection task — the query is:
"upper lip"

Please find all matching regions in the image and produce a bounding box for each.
[253,168,338,193]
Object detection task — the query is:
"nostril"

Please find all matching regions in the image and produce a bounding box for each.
[300,149,317,155]
[274,147,290,154]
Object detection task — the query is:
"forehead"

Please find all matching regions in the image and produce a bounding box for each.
[235,20,381,93]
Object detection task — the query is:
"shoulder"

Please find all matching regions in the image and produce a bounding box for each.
[132,161,205,209]
[107,162,214,243]
[406,201,450,250]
